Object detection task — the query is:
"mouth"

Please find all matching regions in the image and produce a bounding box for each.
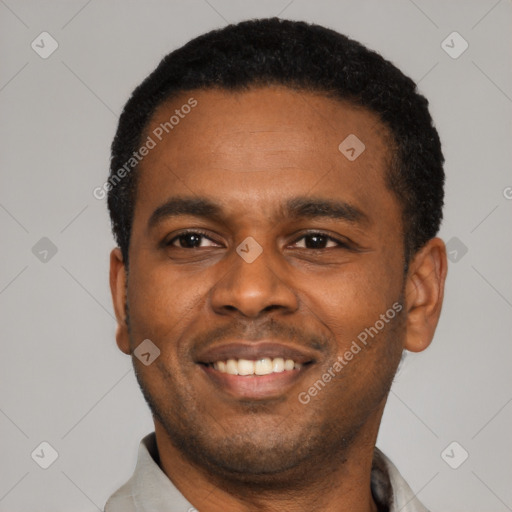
[195,342,316,400]
[207,357,304,375]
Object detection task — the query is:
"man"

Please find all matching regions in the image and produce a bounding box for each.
[105,17,447,512]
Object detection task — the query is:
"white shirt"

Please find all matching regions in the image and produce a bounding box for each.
[104,433,429,512]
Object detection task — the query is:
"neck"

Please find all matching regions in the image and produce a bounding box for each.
[154,405,386,512]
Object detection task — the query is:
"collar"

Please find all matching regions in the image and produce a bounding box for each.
[105,433,429,512]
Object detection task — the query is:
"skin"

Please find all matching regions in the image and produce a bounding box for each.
[110,86,447,512]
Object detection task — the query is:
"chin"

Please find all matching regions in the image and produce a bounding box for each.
[160,409,353,488]
[206,441,306,476]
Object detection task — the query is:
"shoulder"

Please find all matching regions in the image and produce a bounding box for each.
[373,448,431,512]
[103,478,137,512]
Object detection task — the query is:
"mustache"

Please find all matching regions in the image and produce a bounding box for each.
[190,317,331,357]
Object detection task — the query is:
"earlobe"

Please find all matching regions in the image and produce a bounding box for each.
[403,238,448,353]
[109,248,131,355]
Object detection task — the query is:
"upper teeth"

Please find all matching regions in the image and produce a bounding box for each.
[213,358,302,376]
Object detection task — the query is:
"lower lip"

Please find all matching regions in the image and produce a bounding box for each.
[199,364,311,400]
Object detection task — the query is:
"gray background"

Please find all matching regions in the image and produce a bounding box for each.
[1,0,511,510]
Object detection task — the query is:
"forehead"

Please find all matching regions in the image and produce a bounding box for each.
[147,86,391,165]
[134,86,398,228]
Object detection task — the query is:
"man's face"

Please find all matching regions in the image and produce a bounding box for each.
[118,87,408,478]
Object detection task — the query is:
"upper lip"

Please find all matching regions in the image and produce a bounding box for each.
[195,341,317,365]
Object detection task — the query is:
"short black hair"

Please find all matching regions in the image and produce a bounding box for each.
[108,17,444,266]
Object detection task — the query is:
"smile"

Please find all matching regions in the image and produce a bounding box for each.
[209,357,303,376]
[195,341,317,399]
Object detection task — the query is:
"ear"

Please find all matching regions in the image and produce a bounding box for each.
[109,248,131,355]
[403,237,448,353]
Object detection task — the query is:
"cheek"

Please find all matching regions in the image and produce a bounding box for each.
[126,259,210,346]
[304,257,402,345]
[305,264,405,404]
[126,265,208,393]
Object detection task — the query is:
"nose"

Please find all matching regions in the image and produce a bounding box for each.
[210,239,299,319]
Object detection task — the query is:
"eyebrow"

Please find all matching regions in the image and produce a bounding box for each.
[147,196,369,230]
[285,197,369,224]
[148,197,223,229]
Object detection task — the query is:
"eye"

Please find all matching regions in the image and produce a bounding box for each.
[166,230,220,249]
[164,230,350,251]
[292,232,349,250]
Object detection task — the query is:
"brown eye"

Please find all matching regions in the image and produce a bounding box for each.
[293,233,348,250]
[167,231,219,249]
